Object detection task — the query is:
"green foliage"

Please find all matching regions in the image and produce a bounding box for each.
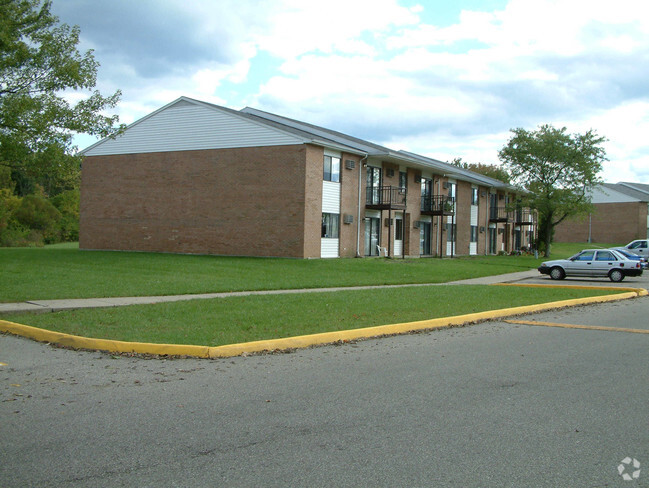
[498,124,606,257]
[12,193,61,241]
[450,157,511,184]
[0,0,122,198]
[0,188,80,246]
[50,188,79,241]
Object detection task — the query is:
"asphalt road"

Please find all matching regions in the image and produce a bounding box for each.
[1,287,648,487]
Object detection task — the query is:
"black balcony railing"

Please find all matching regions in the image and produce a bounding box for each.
[489,206,510,222]
[366,186,407,209]
[421,195,455,215]
[514,209,535,225]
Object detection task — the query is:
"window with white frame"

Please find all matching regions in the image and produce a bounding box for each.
[471,188,479,205]
[323,156,340,182]
[321,213,339,238]
[470,225,478,243]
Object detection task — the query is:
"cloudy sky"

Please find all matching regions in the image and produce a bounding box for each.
[52,0,649,183]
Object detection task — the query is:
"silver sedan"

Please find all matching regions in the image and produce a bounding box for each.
[538,249,644,282]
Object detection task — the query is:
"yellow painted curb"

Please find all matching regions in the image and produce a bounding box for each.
[1,285,645,358]
[0,320,211,358]
[494,283,648,296]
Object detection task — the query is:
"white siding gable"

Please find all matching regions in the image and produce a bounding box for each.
[83,99,305,156]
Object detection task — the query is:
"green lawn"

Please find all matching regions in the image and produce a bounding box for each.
[0,241,621,302]
[0,285,620,346]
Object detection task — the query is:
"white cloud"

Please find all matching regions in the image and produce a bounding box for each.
[54,0,649,183]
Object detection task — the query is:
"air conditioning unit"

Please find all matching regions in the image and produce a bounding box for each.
[479,226,485,233]
[384,218,393,227]
[414,175,421,183]
[413,220,420,229]
[386,168,395,177]
[442,182,449,189]
[343,214,354,224]
[345,159,355,170]
[480,191,486,197]
[498,228,504,234]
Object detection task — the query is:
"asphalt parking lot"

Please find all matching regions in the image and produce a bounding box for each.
[1,273,648,487]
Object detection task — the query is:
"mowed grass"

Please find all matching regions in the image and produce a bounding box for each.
[0,241,620,302]
[2,285,621,346]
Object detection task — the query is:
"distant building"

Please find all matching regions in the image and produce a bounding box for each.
[80,97,535,258]
[554,182,649,244]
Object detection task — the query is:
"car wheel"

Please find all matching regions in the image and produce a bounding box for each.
[550,267,565,280]
[609,269,625,282]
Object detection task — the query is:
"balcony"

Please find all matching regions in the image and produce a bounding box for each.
[366,186,407,210]
[489,206,510,223]
[421,195,455,216]
[514,209,535,225]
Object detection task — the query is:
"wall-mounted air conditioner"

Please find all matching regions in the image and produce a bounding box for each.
[345,160,355,170]
[386,168,395,177]
[343,214,354,224]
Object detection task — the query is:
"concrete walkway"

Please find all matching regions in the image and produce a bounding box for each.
[0,269,540,315]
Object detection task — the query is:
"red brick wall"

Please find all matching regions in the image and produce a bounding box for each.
[554,202,648,244]
[454,181,471,256]
[80,145,311,257]
[339,153,362,258]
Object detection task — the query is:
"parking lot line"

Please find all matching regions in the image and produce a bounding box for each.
[505,319,649,334]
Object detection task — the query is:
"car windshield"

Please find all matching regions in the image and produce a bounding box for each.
[629,241,647,249]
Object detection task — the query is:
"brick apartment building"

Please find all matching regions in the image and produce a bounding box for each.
[554,182,649,244]
[80,97,535,258]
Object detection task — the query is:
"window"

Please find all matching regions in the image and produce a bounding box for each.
[596,250,615,261]
[399,171,407,190]
[575,251,595,261]
[470,225,478,243]
[471,188,479,206]
[395,219,403,240]
[323,156,340,182]
[446,223,456,243]
[447,182,456,199]
[321,213,339,238]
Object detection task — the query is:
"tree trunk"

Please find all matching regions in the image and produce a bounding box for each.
[543,216,553,258]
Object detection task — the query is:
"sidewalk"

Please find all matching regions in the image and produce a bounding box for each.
[0,269,540,315]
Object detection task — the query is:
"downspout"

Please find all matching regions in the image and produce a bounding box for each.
[356,154,368,257]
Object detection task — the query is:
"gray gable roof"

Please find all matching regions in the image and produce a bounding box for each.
[82,96,521,192]
[600,183,649,202]
[240,106,518,191]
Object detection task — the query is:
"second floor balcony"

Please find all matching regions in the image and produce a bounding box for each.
[514,209,535,225]
[489,206,510,222]
[421,195,455,216]
[366,186,407,210]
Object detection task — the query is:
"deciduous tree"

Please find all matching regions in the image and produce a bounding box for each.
[498,124,606,257]
[0,0,122,194]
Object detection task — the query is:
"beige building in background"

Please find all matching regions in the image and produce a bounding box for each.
[554,182,649,244]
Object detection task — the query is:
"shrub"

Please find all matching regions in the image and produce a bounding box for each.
[12,194,61,243]
[51,189,80,241]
